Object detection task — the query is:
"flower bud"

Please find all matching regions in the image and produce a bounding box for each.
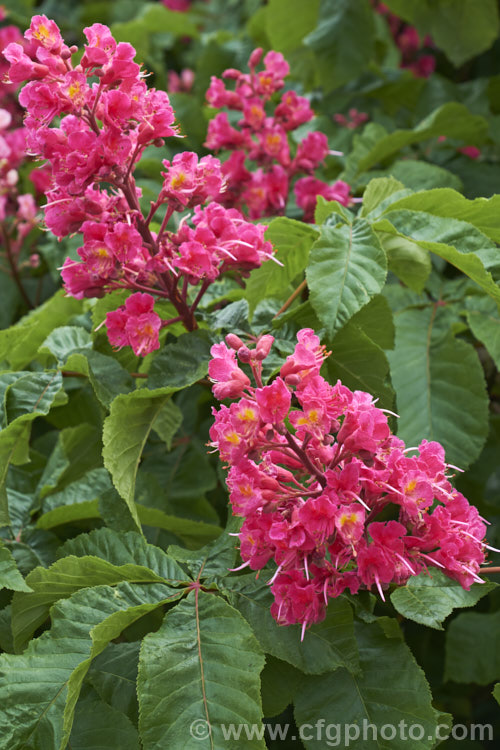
[225,333,245,350]
[222,68,241,80]
[255,334,274,361]
[237,346,252,363]
[249,48,264,69]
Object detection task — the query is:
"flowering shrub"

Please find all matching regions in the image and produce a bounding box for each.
[0,2,499,749]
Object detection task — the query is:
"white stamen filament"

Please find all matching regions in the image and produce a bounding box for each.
[301,621,307,642]
[267,564,282,585]
[374,576,385,602]
[228,560,251,572]
[420,553,445,569]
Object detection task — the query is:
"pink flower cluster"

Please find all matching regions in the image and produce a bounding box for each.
[4,16,275,352]
[333,108,369,130]
[0,22,42,285]
[375,3,436,78]
[204,48,350,222]
[209,329,491,637]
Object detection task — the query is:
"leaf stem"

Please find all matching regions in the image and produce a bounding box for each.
[273,278,307,319]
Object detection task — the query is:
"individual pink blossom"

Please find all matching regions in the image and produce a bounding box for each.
[294,177,351,222]
[106,293,162,356]
[160,152,224,210]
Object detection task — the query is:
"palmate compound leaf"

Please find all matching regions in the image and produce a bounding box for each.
[306,219,387,338]
[0,581,183,750]
[137,590,266,750]
[387,307,489,469]
[223,573,359,675]
[11,549,189,651]
[390,569,496,630]
[294,618,450,750]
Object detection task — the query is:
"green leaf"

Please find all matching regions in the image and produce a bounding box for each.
[314,197,355,226]
[36,500,100,530]
[0,291,82,370]
[39,326,92,364]
[136,504,222,549]
[380,189,500,244]
[103,389,182,532]
[0,372,67,527]
[388,308,489,468]
[42,469,112,514]
[88,641,140,723]
[466,295,500,369]
[445,610,500,684]
[355,103,488,175]
[138,591,266,750]
[326,320,394,410]
[38,423,102,499]
[147,331,212,390]
[70,695,140,750]
[384,0,499,67]
[0,581,181,749]
[494,683,500,706]
[346,294,395,350]
[294,619,445,750]
[64,349,135,408]
[4,371,65,425]
[377,232,431,292]
[167,522,239,579]
[245,218,319,315]
[306,220,387,337]
[11,554,171,650]
[61,528,189,582]
[138,2,200,36]
[151,399,183,450]
[304,0,375,91]
[0,541,32,593]
[224,574,359,675]
[265,0,320,52]
[385,160,463,192]
[360,177,405,217]
[261,656,302,718]
[376,211,500,303]
[390,569,496,630]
